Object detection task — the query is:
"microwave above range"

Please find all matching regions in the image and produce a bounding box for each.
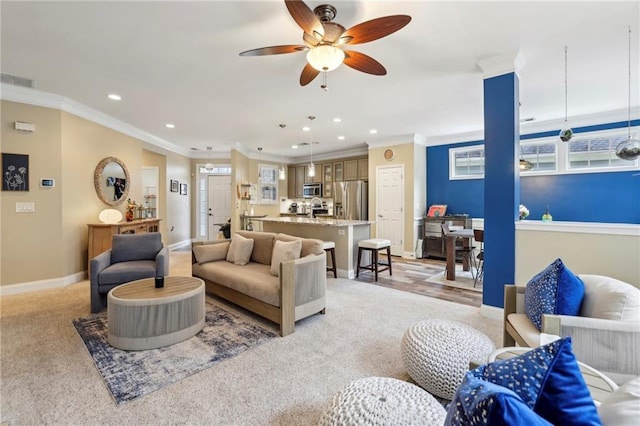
[303,183,322,198]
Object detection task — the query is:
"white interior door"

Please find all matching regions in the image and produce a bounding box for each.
[377,165,404,256]
[207,175,231,240]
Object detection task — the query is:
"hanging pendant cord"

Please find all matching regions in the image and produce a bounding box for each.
[564,45,568,123]
[628,26,632,139]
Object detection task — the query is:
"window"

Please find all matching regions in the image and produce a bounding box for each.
[521,140,557,172]
[450,145,484,179]
[258,164,278,204]
[567,131,632,170]
[199,165,231,175]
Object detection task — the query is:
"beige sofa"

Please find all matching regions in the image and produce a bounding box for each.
[504,275,640,383]
[192,231,327,336]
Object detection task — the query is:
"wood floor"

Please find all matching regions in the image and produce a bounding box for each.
[352,255,483,308]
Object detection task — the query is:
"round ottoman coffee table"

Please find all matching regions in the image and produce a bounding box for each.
[401,319,496,400]
[318,377,447,425]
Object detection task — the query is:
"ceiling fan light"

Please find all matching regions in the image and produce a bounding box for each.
[306,45,344,72]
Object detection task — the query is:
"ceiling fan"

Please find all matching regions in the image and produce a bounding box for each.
[239,0,411,86]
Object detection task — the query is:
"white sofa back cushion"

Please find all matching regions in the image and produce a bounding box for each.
[579,275,640,321]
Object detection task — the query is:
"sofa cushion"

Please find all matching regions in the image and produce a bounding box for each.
[98,260,157,287]
[237,231,275,265]
[111,233,162,264]
[193,261,280,307]
[598,376,640,425]
[525,258,585,330]
[471,337,601,425]
[193,241,230,264]
[226,234,254,266]
[446,372,552,425]
[579,274,640,321]
[270,239,301,277]
[274,233,324,257]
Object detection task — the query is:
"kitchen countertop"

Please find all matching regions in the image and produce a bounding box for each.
[254,216,372,227]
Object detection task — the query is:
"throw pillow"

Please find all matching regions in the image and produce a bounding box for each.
[524,258,585,330]
[226,234,254,266]
[270,239,302,277]
[473,337,602,426]
[598,376,640,426]
[445,372,553,425]
[193,241,230,264]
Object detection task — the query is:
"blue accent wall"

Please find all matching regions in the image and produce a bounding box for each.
[427,120,640,224]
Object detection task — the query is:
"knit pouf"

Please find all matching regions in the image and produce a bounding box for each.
[318,377,447,426]
[401,319,496,400]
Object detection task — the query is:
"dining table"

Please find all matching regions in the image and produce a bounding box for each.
[444,228,474,281]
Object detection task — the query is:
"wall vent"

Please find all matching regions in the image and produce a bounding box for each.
[1,73,35,88]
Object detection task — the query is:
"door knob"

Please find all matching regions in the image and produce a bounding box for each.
[378,214,383,218]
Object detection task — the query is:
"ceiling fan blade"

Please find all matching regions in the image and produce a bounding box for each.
[239,45,306,56]
[285,0,324,38]
[343,50,387,75]
[340,15,411,45]
[300,63,320,86]
[303,32,321,48]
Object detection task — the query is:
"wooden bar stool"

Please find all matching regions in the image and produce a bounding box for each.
[356,238,392,281]
[323,241,337,278]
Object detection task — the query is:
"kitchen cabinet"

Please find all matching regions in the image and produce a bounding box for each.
[358,158,368,180]
[344,159,358,181]
[288,166,296,198]
[333,162,344,182]
[311,163,322,183]
[295,166,306,198]
[422,216,471,259]
[322,163,333,198]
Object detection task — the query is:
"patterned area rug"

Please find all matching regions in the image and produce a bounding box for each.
[73,303,277,406]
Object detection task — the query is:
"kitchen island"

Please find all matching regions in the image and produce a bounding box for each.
[254,216,373,279]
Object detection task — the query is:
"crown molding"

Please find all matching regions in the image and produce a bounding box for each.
[477,51,525,79]
[368,133,427,149]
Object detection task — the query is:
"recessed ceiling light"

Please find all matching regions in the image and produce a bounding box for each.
[333,118,342,123]
[292,145,299,149]
[302,126,310,132]
[107,93,121,101]
[165,123,175,129]
[369,129,378,134]
[338,135,345,140]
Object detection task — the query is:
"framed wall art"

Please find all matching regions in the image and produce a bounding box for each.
[2,153,29,191]
[180,183,187,195]
[170,179,179,192]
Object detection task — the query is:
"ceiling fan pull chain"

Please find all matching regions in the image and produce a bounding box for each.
[321,71,328,91]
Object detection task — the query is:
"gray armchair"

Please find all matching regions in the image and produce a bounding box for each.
[90,232,169,313]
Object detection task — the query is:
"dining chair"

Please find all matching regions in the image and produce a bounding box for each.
[473,229,484,287]
[441,223,476,279]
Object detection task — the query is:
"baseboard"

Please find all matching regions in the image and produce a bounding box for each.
[0,271,86,297]
[481,303,503,321]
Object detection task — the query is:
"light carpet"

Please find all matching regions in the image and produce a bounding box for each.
[0,277,501,425]
[426,268,483,293]
[72,303,277,406]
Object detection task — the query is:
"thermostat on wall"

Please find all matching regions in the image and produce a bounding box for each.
[40,178,55,188]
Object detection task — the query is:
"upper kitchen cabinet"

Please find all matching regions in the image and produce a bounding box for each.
[358,158,368,180]
[296,166,306,197]
[311,163,322,184]
[344,159,358,181]
[287,166,296,198]
[322,163,332,198]
[333,161,344,182]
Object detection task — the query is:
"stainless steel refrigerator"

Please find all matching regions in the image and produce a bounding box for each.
[334,181,368,220]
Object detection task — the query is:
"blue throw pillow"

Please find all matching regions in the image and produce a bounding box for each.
[445,372,552,425]
[473,338,602,426]
[524,258,585,330]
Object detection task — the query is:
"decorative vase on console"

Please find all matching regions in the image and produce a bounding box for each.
[542,205,553,222]
[125,198,135,222]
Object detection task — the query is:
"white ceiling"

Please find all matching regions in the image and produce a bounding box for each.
[1,1,639,162]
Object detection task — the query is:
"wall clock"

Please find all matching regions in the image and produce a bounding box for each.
[384,149,395,161]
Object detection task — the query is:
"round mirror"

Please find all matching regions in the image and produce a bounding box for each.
[94,156,130,206]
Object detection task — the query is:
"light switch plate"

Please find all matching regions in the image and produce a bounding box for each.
[16,202,35,213]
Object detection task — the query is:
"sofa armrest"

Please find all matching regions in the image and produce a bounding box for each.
[279,253,327,336]
[543,314,640,376]
[90,249,112,284]
[156,246,169,276]
[503,284,525,346]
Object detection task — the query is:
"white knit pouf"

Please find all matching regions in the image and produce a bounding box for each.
[318,377,447,426]
[401,319,496,400]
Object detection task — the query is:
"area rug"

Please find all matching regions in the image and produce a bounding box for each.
[426,268,482,293]
[72,303,277,406]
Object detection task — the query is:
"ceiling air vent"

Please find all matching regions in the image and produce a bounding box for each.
[1,73,35,88]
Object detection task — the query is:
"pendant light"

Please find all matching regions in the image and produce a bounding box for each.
[257,147,263,179]
[204,146,214,172]
[307,116,316,177]
[559,45,573,142]
[616,26,640,161]
[519,158,534,171]
[278,124,286,180]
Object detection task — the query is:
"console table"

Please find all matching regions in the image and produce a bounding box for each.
[87,218,161,267]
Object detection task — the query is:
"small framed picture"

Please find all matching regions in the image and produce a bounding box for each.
[170,180,179,192]
[180,183,187,195]
[427,204,447,217]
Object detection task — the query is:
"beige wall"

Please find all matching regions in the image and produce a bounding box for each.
[1,100,191,287]
[369,141,425,256]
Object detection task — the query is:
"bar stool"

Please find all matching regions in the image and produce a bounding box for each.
[323,241,337,278]
[357,238,392,281]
